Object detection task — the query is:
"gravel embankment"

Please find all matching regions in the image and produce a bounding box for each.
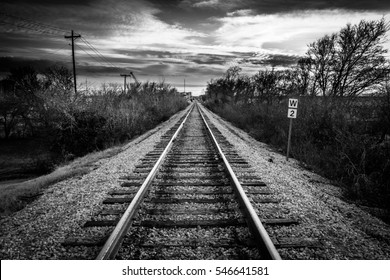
[0,107,190,259]
[200,104,390,260]
[2,103,390,260]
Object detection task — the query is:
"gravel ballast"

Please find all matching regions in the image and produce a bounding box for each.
[200,104,390,259]
[1,103,390,259]
[0,107,190,259]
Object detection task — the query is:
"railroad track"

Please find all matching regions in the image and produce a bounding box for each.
[63,102,305,259]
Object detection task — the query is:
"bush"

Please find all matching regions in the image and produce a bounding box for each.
[205,97,390,216]
[51,109,107,157]
[0,66,188,167]
[202,18,390,221]
[47,82,188,159]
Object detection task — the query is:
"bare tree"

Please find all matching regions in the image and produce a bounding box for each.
[43,65,73,93]
[296,57,314,96]
[307,33,337,97]
[205,67,244,104]
[305,18,390,100]
[224,66,243,102]
[252,69,280,104]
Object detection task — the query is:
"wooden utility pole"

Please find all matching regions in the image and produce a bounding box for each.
[120,74,132,94]
[65,30,81,95]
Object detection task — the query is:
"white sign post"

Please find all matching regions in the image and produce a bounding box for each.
[286,98,298,161]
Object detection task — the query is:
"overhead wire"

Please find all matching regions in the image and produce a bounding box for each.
[80,37,118,69]
[47,45,70,56]
[0,12,68,35]
[1,12,132,79]
[76,44,109,68]
[0,19,64,36]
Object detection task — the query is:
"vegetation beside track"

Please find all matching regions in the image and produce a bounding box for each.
[204,19,390,222]
[0,66,188,216]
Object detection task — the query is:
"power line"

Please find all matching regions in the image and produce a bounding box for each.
[46,45,70,56]
[80,37,118,69]
[1,12,135,82]
[76,44,109,68]
[0,12,68,34]
[22,49,71,61]
[0,19,64,36]
[0,41,71,62]
[1,12,119,70]
[81,38,110,63]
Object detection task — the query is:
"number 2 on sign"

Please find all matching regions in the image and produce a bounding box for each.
[288,108,297,118]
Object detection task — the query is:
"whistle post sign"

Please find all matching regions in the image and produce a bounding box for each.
[287,98,298,118]
[286,98,298,161]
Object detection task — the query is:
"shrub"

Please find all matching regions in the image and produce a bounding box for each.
[205,97,390,217]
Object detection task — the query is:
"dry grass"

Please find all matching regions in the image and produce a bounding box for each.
[0,144,125,218]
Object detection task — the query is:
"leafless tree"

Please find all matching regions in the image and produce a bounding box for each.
[305,18,390,101]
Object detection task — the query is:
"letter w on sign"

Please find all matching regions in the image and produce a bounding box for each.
[288,99,298,108]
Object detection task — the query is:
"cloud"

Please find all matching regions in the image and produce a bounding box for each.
[192,0,219,8]
[1,0,203,40]
[178,0,390,14]
[180,0,251,10]
[189,54,231,65]
[227,9,255,17]
[2,0,390,95]
[1,0,95,5]
[214,9,389,55]
[0,0,209,72]
[241,53,301,67]
[61,1,208,56]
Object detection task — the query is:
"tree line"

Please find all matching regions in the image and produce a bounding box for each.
[207,19,389,104]
[0,65,188,162]
[204,18,390,218]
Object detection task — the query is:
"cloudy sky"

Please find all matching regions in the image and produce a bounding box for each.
[0,0,389,95]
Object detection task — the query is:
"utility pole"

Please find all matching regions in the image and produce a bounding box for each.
[65,30,81,95]
[120,73,132,94]
[184,78,186,93]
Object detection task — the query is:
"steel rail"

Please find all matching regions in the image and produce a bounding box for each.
[96,104,194,260]
[197,103,282,260]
